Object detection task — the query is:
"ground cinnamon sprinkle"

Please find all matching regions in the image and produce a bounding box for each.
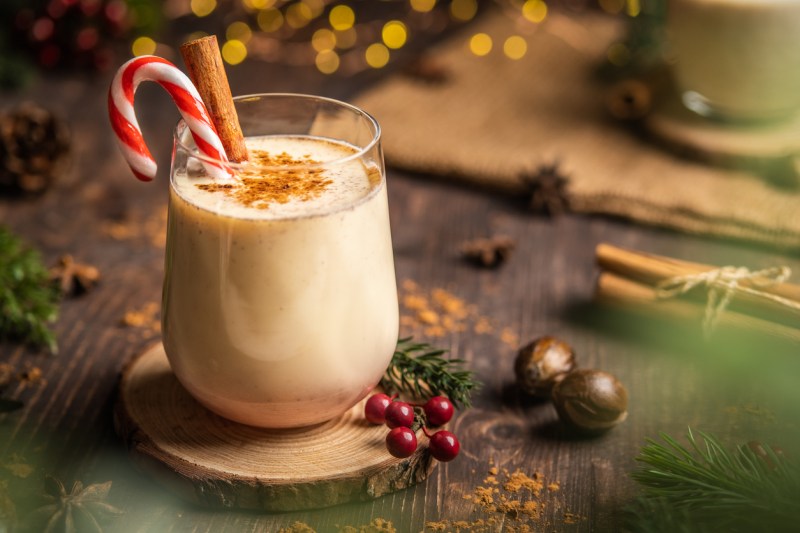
[400,280,484,338]
[503,469,544,496]
[120,301,160,331]
[338,518,396,533]
[399,280,522,349]
[278,522,315,533]
[277,519,396,533]
[102,206,167,248]
[197,150,332,208]
[429,463,580,531]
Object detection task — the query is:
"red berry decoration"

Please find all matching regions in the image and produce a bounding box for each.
[386,427,418,458]
[425,429,460,462]
[385,401,414,428]
[423,396,454,426]
[364,393,392,425]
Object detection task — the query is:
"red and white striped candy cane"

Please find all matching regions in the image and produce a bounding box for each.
[108,55,230,181]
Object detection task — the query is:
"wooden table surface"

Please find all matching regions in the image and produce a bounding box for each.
[2,33,799,533]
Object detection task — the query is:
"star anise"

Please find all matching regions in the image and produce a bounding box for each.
[520,163,570,217]
[30,476,122,533]
[460,235,516,268]
[48,255,100,297]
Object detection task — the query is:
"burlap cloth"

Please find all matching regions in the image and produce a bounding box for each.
[355,11,800,249]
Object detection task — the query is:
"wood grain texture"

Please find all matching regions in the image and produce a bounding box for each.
[115,344,435,511]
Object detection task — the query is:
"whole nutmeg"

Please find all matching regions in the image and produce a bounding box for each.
[551,369,628,433]
[514,336,577,396]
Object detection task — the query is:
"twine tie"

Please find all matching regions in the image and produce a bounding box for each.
[655,266,796,336]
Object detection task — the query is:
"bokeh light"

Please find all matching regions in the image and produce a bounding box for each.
[503,35,527,60]
[626,0,641,16]
[315,50,340,74]
[190,0,216,18]
[329,5,355,31]
[450,0,477,21]
[222,39,248,65]
[303,0,325,18]
[469,33,492,56]
[32,18,54,41]
[257,8,284,32]
[365,43,390,68]
[243,0,276,9]
[183,31,209,44]
[226,21,252,44]
[522,0,547,23]
[410,0,437,13]
[312,28,337,52]
[131,36,156,56]
[286,2,313,29]
[382,21,407,50]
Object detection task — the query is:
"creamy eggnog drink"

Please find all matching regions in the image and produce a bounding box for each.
[163,95,398,428]
[668,0,800,120]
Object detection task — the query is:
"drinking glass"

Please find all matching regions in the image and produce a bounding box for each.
[163,94,398,428]
[667,0,800,121]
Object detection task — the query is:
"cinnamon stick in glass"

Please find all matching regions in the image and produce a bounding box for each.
[180,36,248,162]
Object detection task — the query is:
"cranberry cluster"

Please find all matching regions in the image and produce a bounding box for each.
[364,394,460,462]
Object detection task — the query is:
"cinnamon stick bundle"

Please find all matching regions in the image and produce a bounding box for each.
[594,244,800,339]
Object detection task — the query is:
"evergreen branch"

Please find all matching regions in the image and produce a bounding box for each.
[380,337,480,409]
[0,226,59,353]
[627,428,800,532]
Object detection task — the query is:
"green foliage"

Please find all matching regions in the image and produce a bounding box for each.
[0,226,58,353]
[627,429,800,532]
[621,0,668,71]
[380,337,480,409]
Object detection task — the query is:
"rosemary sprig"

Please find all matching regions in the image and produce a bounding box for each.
[0,226,58,353]
[380,337,480,409]
[627,428,800,532]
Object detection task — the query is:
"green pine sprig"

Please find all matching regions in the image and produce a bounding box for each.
[0,226,58,353]
[627,428,800,532]
[380,337,480,409]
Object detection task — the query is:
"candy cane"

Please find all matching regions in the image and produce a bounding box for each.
[108,55,230,181]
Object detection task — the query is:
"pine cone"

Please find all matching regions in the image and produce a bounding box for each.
[0,102,70,195]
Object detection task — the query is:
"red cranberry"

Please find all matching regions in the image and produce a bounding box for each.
[385,401,414,428]
[364,393,392,425]
[423,396,454,426]
[386,427,417,458]
[426,429,460,462]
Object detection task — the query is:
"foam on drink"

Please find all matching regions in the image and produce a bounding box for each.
[173,135,380,219]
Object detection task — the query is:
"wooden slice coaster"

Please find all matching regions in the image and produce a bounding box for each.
[114,343,436,511]
[644,89,800,178]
